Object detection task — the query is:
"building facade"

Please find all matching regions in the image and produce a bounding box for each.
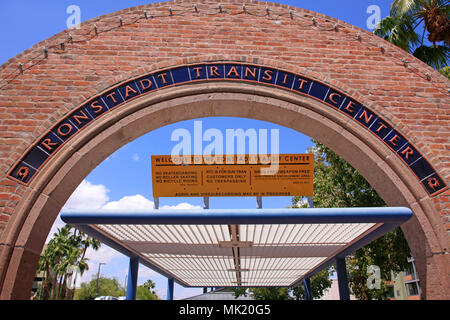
[386,257,420,300]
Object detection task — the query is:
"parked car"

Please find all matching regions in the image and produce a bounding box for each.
[94,296,119,300]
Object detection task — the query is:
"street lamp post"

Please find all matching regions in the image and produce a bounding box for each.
[95,262,105,297]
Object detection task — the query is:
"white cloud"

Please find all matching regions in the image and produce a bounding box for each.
[161,202,201,210]
[63,180,110,210]
[138,265,158,280]
[47,180,109,242]
[102,194,154,210]
[85,245,121,265]
[101,195,202,211]
[62,181,200,212]
[132,153,140,162]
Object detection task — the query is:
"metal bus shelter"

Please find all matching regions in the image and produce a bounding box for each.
[61,206,412,300]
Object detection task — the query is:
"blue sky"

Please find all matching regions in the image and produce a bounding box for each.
[1,0,392,300]
[0,0,392,65]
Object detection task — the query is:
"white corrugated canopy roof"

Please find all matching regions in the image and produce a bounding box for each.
[61,208,412,288]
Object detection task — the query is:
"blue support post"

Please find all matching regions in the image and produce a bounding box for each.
[303,277,312,300]
[256,196,262,209]
[306,196,314,208]
[167,278,174,300]
[202,197,209,294]
[203,197,210,210]
[126,257,139,300]
[336,257,350,300]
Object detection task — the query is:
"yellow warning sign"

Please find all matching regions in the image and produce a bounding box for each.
[151,154,313,197]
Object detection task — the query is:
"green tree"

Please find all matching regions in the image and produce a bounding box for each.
[49,225,72,300]
[37,241,56,300]
[233,287,290,300]
[232,268,333,300]
[292,141,411,300]
[374,0,449,69]
[136,280,159,300]
[292,142,385,209]
[346,227,410,300]
[74,277,125,300]
[36,224,101,300]
[291,269,334,300]
[251,288,290,300]
[439,65,450,78]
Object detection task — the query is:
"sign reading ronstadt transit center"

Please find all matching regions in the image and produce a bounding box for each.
[151,154,313,197]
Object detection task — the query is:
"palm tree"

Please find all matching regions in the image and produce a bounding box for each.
[80,235,101,262]
[67,258,89,300]
[375,0,449,70]
[49,226,72,299]
[36,224,101,300]
[57,245,81,299]
[37,241,56,300]
[391,0,450,43]
[65,229,93,300]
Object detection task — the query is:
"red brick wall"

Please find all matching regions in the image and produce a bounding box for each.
[0,0,448,299]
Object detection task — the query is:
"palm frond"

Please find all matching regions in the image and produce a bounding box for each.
[413,44,449,69]
[391,1,450,25]
[375,15,420,52]
[391,0,419,16]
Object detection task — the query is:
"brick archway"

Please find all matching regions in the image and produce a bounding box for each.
[0,1,448,299]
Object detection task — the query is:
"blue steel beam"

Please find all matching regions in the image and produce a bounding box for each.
[336,257,350,300]
[126,257,139,300]
[167,278,174,301]
[61,207,412,225]
[303,278,312,300]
